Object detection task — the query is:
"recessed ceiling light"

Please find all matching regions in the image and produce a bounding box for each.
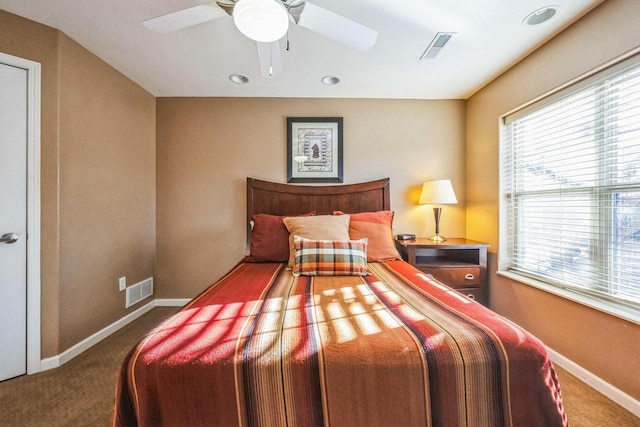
[523,5,560,26]
[321,75,340,86]
[229,74,250,84]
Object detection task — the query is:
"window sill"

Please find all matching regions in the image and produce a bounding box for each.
[497,270,640,326]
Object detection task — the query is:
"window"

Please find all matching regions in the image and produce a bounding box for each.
[500,55,640,311]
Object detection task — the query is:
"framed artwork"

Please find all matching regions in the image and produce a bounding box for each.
[287,117,343,183]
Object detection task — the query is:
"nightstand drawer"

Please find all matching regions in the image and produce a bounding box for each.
[418,266,480,288]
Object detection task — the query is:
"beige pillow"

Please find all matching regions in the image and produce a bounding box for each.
[283,214,351,267]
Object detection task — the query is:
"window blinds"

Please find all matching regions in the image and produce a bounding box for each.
[501,55,640,308]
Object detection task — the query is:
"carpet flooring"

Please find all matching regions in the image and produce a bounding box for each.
[1,306,638,426]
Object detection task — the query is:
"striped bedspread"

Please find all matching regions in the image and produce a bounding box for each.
[113,261,568,427]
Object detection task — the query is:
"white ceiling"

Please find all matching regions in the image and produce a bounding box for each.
[0,0,604,99]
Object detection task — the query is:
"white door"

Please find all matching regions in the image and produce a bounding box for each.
[0,61,28,381]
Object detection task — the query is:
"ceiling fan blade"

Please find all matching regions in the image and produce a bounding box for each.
[143,1,228,33]
[296,2,378,52]
[256,41,282,77]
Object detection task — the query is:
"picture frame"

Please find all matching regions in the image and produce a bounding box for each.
[287,117,343,183]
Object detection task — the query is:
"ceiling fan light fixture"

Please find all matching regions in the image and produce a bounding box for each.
[233,0,289,43]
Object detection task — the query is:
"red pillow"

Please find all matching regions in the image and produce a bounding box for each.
[247,212,315,263]
[334,210,401,262]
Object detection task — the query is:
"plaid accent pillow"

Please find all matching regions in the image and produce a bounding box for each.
[292,236,369,276]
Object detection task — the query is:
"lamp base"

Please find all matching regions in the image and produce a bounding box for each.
[428,233,447,242]
[429,207,447,242]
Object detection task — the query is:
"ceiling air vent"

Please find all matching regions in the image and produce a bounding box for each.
[420,32,456,60]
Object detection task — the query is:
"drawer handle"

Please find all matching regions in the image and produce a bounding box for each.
[464,273,475,280]
[466,294,476,300]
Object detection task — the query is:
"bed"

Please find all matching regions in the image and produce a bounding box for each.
[113,178,568,427]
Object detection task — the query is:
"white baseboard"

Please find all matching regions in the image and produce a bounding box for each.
[155,298,191,307]
[547,347,640,418]
[39,298,189,372]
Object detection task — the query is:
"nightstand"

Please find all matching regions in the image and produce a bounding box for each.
[396,238,489,305]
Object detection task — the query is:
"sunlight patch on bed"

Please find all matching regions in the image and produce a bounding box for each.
[418,273,448,290]
[286,294,302,309]
[340,286,357,302]
[309,283,415,344]
[374,305,401,329]
[496,316,529,344]
[349,302,382,336]
[326,302,357,343]
[448,291,472,304]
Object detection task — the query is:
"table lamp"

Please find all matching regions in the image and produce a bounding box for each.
[419,179,457,242]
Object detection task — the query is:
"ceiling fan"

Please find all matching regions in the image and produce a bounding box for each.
[143,0,378,77]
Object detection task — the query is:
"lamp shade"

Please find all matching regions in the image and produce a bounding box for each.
[233,0,289,43]
[419,180,458,205]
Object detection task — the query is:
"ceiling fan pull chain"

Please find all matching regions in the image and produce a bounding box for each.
[286,31,290,51]
[269,44,274,76]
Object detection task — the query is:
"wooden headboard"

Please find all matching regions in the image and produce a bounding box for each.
[246,177,390,249]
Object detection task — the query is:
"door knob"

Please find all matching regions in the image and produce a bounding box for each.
[0,233,19,244]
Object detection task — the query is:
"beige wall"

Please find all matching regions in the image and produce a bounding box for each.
[57,34,156,351]
[466,0,640,399]
[0,11,156,357]
[156,98,466,297]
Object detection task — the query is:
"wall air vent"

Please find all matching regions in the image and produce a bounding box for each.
[126,277,154,308]
[420,32,456,60]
